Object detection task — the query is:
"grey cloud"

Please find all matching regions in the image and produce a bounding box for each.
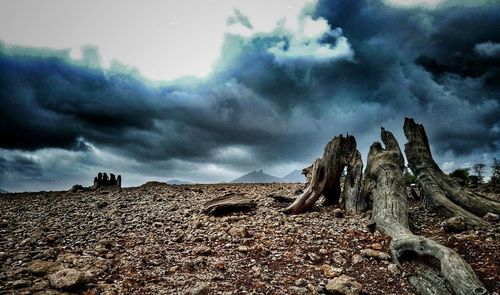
[226,8,253,30]
[475,41,500,57]
[1,0,500,191]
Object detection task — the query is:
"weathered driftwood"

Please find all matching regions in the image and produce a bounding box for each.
[365,127,488,295]
[203,193,257,215]
[403,118,499,227]
[282,135,366,214]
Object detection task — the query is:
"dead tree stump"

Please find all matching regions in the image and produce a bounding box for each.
[92,172,122,189]
[282,135,366,214]
[403,118,499,227]
[364,127,488,295]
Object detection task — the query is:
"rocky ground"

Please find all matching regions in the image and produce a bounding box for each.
[0,183,498,294]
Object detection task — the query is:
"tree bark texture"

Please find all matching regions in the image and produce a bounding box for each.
[365,127,488,295]
[283,135,366,214]
[403,118,499,227]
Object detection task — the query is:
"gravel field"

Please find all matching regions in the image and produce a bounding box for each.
[1,183,498,294]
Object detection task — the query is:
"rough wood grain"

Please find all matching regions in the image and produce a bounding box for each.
[283,135,366,214]
[403,118,498,227]
[365,127,488,295]
[203,194,257,215]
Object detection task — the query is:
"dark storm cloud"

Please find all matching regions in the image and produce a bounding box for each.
[1,0,500,189]
[312,0,500,154]
[0,53,167,150]
[0,155,42,178]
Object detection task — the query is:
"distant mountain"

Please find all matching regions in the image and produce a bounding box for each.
[282,170,305,183]
[0,188,8,194]
[231,170,286,183]
[166,179,192,185]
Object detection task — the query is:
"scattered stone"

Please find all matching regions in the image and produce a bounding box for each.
[360,249,390,260]
[483,212,499,223]
[442,216,467,233]
[237,245,250,253]
[29,260,60,275]
[48,268,84,289]
[193,246,212,256]
[308,252,321,262]
[213,259,225,270]
[351,254,364,265]
[11,279,32,289]
[388,263,400,276]
[228,226,250,238]
[192,220,202,229]
[291,286,309,294]
[70,184,85,192]
[333,208,344,218]
[295,278,307,287]
[97,201,108,209]
[321,264,343,278]
[190,283,210,295]
[270,194,296,203]
[1,182,496,294]
[326,275,363,295]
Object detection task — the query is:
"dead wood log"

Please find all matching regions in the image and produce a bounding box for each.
[203,194,256,216]
[342,150,365,213]
[282,135,367,214]
[403,118,499,227]
[365,127,488,295]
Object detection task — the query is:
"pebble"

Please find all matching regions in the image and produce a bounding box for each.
[48,268,84,289]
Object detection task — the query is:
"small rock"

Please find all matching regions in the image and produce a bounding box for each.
[48,268,84,289]
[11,279,32,289]
[351,254,364,265]
[388,263,400,276]
[213,259,225,270]
[192,220,202,229]
[97,201,108,209]
[360,249,390,260]
[228,226,250,238]
[371,243,383,250]
[321,264,343,278]
[290,286,309,294]
[442,216,467,233]
[29,260,60,275]
[295,278,307,287]
[333,209,344,218]
[237,245,250,253]
[193,246,212,256]
[326,275,362,295]
[70,184,84,192]
[308,252,321,262]
[483,212,499,223]
[190,283,210,295]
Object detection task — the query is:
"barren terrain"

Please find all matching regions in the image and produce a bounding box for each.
[1,183,498,294]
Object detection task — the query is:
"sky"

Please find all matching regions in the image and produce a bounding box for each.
[0,0,499,192]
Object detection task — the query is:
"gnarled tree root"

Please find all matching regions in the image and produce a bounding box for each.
[391,234,487,295]
[365,127,488,295]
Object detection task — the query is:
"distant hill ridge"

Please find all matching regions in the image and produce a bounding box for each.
[0,188,8,194]
[231,169,304,184]
[166,179,192,185]
[282,169,305,183]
